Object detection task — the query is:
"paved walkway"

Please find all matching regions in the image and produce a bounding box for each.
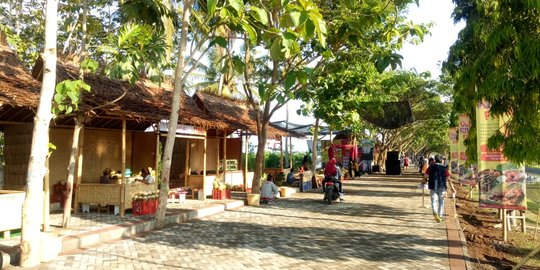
[24,171,468,270]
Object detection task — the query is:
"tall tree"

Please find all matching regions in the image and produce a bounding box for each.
[224,0,328,193]
[19,0,58,266]
[444,0,540,164]
[155,0,230,227]
[61,0,90,228]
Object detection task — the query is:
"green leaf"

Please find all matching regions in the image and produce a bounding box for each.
[232,56,245,74]
[288,11,301,27]
[209,36,228,48]
[270,38,283,60]
[81,82,91,92]
[208,0,218,15]
[281,0,290,7]
[284,71,296,89]
[249,6,268,25]
[258,83,266,99]
[81,59,99,74]
[67,91,79,103]
[287,91,294,100]
[305,19,315,37]
[240,21,257,44]
[227,0,243,13]
[299,10,308,25]
[54,93,63,104]
[282,32,296,48]
[276,94,284,104]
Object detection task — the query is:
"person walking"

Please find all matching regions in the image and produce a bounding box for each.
[424,155,456,223]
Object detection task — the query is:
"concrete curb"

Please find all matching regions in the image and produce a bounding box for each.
[445,197,472,270]
[60,200,244,253]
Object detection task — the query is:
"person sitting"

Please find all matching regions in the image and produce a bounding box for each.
[100,168,112,184]
[137,167,155,184]
[321,158,344,201]
[260,174,279,204]
[287,168,300,187]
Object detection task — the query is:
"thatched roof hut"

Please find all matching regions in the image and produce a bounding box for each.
[31,58,229,131]
[193,91,304,138]
[0,43,40,123]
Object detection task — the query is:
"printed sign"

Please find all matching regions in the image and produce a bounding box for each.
[476,101,526,210]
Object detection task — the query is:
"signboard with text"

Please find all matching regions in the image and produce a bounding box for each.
[476,101,526,210]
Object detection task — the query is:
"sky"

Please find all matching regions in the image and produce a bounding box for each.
[399,0,465,78]
[269,0,466,152]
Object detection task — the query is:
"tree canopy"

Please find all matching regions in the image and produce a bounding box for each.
[444,0,540,164]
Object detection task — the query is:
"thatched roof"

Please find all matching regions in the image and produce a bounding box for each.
[0,43,41,122]
[31,58,228,131]
[193,91,304,138]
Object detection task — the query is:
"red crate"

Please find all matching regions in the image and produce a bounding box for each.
[133,200,159,216]
[132,200,143,216]
[212,189,231,200]
[149,200,157,214]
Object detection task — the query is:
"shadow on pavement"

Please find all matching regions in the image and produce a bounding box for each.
[126,219,451,264]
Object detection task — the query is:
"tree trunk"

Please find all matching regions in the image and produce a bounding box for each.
[155,0,194,228]
[20,0,58,266]
[62,0,88,227]
[251,122,268,194]
[61,115,83,227]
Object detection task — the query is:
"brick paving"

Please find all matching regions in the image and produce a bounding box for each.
[30,172,460,270]
[47,199,242,237]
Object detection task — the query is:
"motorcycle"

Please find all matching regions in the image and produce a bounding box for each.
[323,181,340,204]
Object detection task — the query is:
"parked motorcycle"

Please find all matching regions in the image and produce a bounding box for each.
[323,181,340,204]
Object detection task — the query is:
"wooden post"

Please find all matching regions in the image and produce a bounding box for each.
[154,124,160,180]
[42,158,50,231]
[534,209,540,241]
[243,133,248,190]
[521,210,526,233]
[216,134,220,177]
[202,136,207,200]
[184,139,190,177]
[74,127,84,215]
[223,132,227,182]
[120,118,126,218]
[289,136,293,168]
[503,209,508,241]
[280,136,284,169]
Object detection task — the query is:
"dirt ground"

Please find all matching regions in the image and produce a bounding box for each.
[454,184,540,270]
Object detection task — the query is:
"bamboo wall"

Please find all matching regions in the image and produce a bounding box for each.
[3,124,33,190]
[2,124,156,191]
[170,138,188,181]
[190,138,219,172]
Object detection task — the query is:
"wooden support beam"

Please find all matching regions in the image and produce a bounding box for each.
[73,127,84,215]
[120,118,126,218]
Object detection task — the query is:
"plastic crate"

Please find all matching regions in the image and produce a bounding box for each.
[132,200,143,216]
[133,200,157,215]
[212,189,230,200]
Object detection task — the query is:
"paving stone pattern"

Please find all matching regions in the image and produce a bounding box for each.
[45,199,241,237]
[38,173,450,270]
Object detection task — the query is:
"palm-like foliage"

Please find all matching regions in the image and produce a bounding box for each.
[98,23,169,83]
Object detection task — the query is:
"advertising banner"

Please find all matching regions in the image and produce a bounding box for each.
[476,101,526,210]
[457,115,476,185]
[449,128,459,175]
[458,114,470,162]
